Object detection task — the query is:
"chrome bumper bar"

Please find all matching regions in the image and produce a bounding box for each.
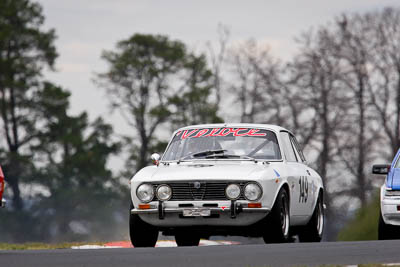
[131,207,270,215]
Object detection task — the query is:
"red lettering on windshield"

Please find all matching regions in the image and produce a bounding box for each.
[232,128,249,136]
[216,128,248,136]
[204,128,221,137]
[193,129,209,138]
[176,128,267,139]
[247,129,267,136]
[216,128,231,136]
[181,129,199,140]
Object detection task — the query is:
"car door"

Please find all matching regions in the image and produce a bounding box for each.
[279,131,307,218]
[289,134,315,217]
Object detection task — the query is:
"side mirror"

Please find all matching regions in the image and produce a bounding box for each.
[151,153,161,166]
[372,164,391,175]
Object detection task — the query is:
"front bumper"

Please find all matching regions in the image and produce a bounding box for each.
[131,200,270,227]
[131,207,270,215]
[381,197,400,225]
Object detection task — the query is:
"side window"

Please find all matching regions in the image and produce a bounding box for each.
[395,156,400,168]
[290,135,307,163]
[280,132,298,162]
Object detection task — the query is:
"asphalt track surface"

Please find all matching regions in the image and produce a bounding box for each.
[2,240,400,267]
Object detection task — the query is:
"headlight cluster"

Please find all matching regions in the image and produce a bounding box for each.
[385,189,400,197]
[226,184,241,200]
[244,183,262,201]
[225,182,262,201]
[136,184,154,203]
[136,183,172,202]
[156,185,172,201]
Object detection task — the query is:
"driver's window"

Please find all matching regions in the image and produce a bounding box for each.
[395,156,400,168]
[280,132,297,162]
[290,135,306,163]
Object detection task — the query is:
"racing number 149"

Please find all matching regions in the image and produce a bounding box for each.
[299,176,308,203]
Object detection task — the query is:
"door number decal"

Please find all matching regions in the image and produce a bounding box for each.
[299,176,308,203]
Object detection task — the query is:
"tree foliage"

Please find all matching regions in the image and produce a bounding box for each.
[0,1,125,242]
[31,84,122,241]
[0,0,57,211]
[96,34,221,171]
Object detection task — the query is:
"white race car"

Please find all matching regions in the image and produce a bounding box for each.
[129,124,325,247]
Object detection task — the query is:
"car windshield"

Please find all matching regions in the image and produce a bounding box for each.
[162,127,281,161]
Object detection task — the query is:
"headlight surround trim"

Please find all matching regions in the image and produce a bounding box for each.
[156,184,172,201]
[244,182,263,201]
[136,183,155,203]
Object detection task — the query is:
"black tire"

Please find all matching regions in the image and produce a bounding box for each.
[379,212,390,240]
[175,231,200,246]
[263,188,290,243]
[129,203,159,247]
[298,193,324,242]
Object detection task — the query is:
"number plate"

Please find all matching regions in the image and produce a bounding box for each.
[183,208,211,217]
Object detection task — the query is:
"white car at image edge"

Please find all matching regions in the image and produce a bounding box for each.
[129,123,325,247]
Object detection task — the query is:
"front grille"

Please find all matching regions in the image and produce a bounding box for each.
[152,181,248,201]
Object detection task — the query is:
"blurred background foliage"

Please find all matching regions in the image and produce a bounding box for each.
[337,192,380,241]
[0,0,399,242]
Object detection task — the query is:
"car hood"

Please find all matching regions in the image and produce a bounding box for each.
[133,161,274,182]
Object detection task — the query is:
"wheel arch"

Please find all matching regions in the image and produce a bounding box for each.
[311,187,324,213]
[281,182,291,204]
[269,182,291,210]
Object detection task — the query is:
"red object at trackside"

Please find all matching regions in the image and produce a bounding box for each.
[0,166,4,207]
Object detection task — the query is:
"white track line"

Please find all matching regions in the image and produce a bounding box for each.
[71,240,239,249]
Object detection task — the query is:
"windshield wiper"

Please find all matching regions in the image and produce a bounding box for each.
[205,153,239,159]
[239,155,257,161]
[209,154,269,164]
[176,149,227,163]
[204,154,259,163]
[177,149,263,163]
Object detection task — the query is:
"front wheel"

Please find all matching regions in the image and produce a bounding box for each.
[129,203,159,247]
[263,188,290,243]
[298,194,324,242]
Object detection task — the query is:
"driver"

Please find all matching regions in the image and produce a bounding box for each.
[184,136,222,156]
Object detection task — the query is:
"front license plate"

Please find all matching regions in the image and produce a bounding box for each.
[183,208,211,217]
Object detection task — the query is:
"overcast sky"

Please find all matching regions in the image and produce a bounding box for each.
[36,0,400,135]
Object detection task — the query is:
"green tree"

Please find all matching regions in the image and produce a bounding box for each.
[169,53,222,128]
[96,34,220,171]
[0,0,57,211]
[30,84,123,241]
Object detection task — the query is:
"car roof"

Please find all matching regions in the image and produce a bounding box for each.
[174,123,289,134]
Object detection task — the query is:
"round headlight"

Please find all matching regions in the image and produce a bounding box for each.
[136,183,154,203]
[244,183,262,201]
[157,184,172,201]
[226,184,241,200]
